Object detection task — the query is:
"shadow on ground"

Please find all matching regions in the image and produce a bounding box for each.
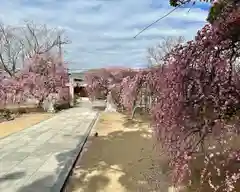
[0,171,25,183]
[121,110,151,129]
[63,112,172,192]
[15,145,87,192]
[0,149,77,192]
[10,108,238,192]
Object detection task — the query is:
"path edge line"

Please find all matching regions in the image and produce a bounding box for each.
[59,111,100,192]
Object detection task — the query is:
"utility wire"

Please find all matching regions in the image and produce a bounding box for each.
[186,1,196,14]
[71,6,184,54]
[71,5,187,55]
[75,6,183,54]
[133,5,182,39]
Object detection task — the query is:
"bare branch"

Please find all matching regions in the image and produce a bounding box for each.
[0,21,70,76]
[0,23,22,76]
[147,36,185,67]
[20,21,70,59]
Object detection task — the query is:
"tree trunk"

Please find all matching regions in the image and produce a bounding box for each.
[105,92,117,112]
[41,94,57,113]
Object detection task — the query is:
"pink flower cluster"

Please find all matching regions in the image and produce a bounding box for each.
[0,54,70,107]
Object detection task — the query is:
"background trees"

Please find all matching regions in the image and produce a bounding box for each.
[0,21,70,110]
[147,36,185,67]
[85,1,240,191]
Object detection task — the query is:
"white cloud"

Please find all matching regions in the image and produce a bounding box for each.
[0,0,209,70]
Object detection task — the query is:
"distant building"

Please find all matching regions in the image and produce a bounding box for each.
[68,71,88,98]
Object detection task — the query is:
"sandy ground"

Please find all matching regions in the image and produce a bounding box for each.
[0,113,53,138]
[65,112,174,192]
[64,111,240,192]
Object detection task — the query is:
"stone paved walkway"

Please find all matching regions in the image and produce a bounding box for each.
[0,105,99,192]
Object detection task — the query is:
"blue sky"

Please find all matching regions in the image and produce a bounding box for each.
[0,0,210,71]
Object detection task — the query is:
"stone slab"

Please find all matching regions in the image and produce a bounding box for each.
[0,103,98,192]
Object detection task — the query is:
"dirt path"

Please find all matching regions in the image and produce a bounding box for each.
[0,113,53,138]
[65,112,171,192]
